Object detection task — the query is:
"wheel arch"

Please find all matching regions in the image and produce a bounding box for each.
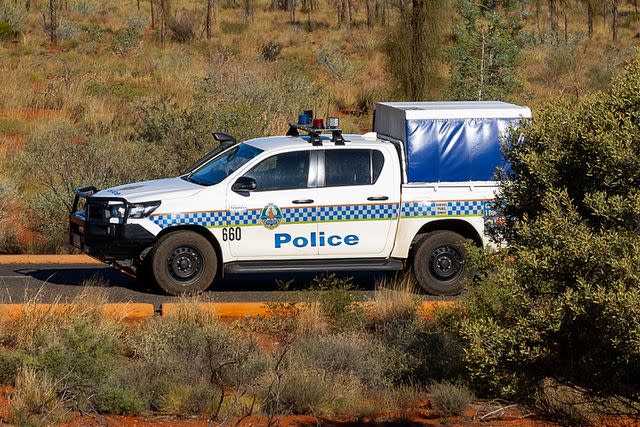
[154,225,223,275]
[410,219,483,258]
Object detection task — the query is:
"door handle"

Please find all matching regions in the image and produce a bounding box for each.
[292,199,314,204]
[367,196,389,201]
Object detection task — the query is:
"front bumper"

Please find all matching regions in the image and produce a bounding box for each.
[69,186,155,261]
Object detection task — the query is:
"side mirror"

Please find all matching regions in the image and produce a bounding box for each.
[232,176,257,192]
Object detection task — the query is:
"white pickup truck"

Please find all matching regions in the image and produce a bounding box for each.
[69,101,531,296]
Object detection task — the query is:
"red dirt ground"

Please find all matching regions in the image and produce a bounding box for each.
[0,385,561,427]
[0,108,64,120]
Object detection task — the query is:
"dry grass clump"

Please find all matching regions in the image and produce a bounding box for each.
[533,379,600,426]
[428,381,474,417]
[9,367,67,427]
[370,273,420,325]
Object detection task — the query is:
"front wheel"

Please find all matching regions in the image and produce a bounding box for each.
[150,231,217,296]
[412,231,468,295]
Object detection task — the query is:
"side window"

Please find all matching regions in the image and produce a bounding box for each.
[324,149,385,187]
[243,151,310,191]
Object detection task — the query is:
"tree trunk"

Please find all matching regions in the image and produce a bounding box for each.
[365,0,373,28]
[25,0,30,10]
[150,0,155,29]
[137,0,140,10]
[611,0,619,41]
[548,0,558,38]
[206,0,212,39]
[587,2,593,38]
[49,0,57,45]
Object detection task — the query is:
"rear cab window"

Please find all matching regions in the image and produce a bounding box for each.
[322,149,385,187]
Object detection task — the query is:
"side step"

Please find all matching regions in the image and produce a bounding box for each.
[224,258,404,274]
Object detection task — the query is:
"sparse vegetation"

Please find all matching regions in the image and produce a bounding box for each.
[0,276,469,423]
[428,381,474,417]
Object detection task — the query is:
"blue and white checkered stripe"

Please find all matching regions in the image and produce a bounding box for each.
[401,200,488,218]
[317,203,399,221]
[150,203,400,229]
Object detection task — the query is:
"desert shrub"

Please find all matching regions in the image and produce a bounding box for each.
[169,10,197,43]
[159,383,218,415]
[315,49,349,80]
[428,381,474,416]
[13,122,159,252]
[34,317,123,396]
[112,15,146,55]
[72,0,108,16]
[129,306,262,412]
[290,333,389,388]
[112,17,144,55]
[542,43,579,84]
[0,3,26,39]
[447,56,640,413]
[95,385,145,415]
[260,40,282,61]
[0,181,22,254]
[261,365,363,416]
[0,349,31,385]
[532,379,599,426]
[9,367,66,427]
[305,274,365,331]
[56,19,81,42]
[136,65,324,174]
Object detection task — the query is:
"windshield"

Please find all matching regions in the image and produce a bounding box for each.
[185,143,264,186]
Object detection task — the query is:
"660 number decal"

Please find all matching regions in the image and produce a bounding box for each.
[222,227,241,241]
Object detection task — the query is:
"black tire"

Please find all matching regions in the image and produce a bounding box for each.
[413,230,468,295]
[150,231,217,296]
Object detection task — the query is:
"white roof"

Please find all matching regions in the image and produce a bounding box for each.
[244,133,381,151]
[376,101,532,120]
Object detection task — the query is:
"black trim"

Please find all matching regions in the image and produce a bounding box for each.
[224,258,404,274]
[69,186,155,261]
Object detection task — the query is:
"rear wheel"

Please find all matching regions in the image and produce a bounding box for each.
[412,230,468,295]
[150,231,217,296]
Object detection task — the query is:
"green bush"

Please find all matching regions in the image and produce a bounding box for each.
[306,274,365,331]
[129,307,262,412]
[95,385,145,415]
[0,349,30,385]
[0,3,26,39]
[112,15,146,55]
[13,121,160,252]
[34,317,124,408]
[449,55,640,413]
[428,381,474,416]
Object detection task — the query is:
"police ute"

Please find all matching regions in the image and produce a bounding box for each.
[69,101,531,296]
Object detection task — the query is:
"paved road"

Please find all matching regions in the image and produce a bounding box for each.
[0,263,455,307]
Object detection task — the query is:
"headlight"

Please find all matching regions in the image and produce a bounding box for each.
[128,201,161,219]
[109,205,126,219]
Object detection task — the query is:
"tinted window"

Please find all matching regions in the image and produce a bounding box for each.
[186,143,263,186]
[243,151,310,191]
[324,149,385,187]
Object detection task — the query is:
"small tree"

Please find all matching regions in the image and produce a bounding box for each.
[384,0,449,100]
[448,55,640,416]
[448,0,523,101]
